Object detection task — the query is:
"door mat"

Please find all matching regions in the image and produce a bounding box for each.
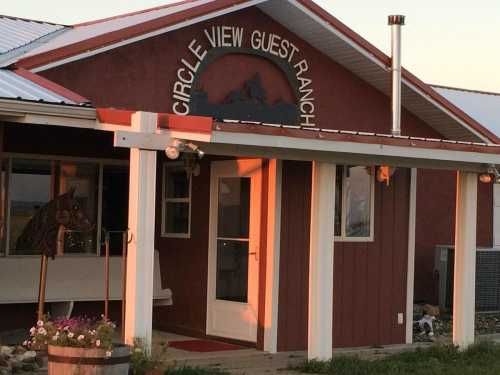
[168,339,246,352]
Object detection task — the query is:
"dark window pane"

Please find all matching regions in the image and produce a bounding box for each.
[345,166,371,237]
[10,159,52,255]
[217,178,250,238]
[335,166,343,237]
[216,239,249,302]
[102,166,129,255]
[59,162,98,254]
[165,202,189,234]
[166,169,189,198]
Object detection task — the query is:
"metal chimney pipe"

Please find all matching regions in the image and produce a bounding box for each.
[388,15,405,136]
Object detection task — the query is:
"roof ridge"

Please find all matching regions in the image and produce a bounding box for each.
[72,0,199,27]
[432,84,500,97]
[0,14,67,27]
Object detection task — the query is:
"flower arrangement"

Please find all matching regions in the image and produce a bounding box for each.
[25,316,116,354]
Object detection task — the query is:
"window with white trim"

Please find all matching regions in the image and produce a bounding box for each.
[162,163,192,238]
[335,166,375,241]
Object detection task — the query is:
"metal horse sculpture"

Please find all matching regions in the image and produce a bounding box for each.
[16,188,93,320]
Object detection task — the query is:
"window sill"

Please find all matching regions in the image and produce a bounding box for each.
[161,233,191,239]
[334,236,374,243]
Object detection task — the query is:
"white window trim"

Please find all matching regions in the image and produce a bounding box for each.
[334,166,375,242]
[161,161,192,239]
[1,152,128,257]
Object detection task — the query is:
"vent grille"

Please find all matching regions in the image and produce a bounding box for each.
[435,246,500,312]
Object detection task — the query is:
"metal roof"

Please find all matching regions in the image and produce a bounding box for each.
[0,15,65,54]
[0,69,76,104]
[433,85,500,140]
[217,119,500,149]
[20,0,214,58]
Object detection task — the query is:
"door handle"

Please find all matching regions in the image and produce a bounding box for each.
[249,250,259,261]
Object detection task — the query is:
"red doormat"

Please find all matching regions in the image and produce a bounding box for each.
[169,339,245,352]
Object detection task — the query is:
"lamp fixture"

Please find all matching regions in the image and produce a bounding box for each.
[165,139,204,160]
[482,164,500,184]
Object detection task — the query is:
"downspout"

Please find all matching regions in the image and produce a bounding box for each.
[388,15,405,136]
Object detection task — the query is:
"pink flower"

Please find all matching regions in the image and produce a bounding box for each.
[37,327,47,335]
[95,340,101,347]
[67,332,74,339]
[37,320,44,327]
[77,335,85,341]
[29,327,36,336]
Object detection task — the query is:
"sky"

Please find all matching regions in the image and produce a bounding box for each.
[2,0,499,92]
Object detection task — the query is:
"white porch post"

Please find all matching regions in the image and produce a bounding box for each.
[308,161,335,360]
[453,171,477,349]
[124,111,158,349]
[406,168,417,344]
[263,159,282,353]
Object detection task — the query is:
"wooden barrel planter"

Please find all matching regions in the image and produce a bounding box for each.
[48,344,130,375]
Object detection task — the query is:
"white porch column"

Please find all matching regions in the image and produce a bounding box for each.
[263,159,282,353]
[308,161,335,360]
[453,171,477,349]
[124,111,158,349]
[406,168,417,344]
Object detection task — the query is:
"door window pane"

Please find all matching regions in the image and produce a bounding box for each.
[10,159,52,255]
[345,166,371,237]
[217,178,250,238]
[216,239,249,302]
[58,162,98,254]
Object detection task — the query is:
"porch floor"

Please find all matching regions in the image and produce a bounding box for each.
[153,330,434,374]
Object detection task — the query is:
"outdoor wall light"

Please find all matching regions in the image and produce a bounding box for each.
[479,173,493,184]
[165,139,184,159]
[479,164,500,184]
[165,139,205,160]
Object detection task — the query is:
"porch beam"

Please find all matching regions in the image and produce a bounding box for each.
[263,159,282,353]
[124,111,158,350]
[308,161,335,360]
[453,171,477,348]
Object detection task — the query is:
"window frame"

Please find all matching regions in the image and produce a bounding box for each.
[1,152,128,257]
[161,161,192,239]
[334,165,375,242]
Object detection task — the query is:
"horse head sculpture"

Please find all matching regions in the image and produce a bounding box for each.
[16,188,93,258]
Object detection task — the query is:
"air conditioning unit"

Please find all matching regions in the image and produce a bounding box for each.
[435,245,500,312]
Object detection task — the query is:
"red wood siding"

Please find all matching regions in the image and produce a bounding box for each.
[153,154,212,337]
[414,170,493,303]
[277,161,410,351]
[277,161,311,351]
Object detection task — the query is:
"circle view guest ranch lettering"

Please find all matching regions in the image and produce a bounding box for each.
[172,26,316,127]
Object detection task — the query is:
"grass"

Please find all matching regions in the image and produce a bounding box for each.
[164,366,231,375]
[296,341,500,375]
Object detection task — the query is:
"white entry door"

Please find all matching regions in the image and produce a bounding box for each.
[206,159,262,342]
